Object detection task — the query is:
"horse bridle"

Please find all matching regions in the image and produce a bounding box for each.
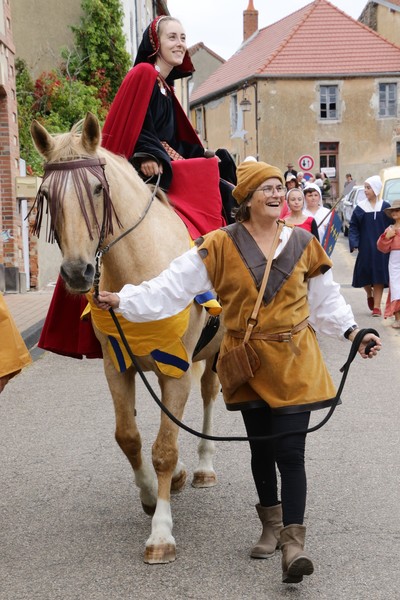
[36,155,161,296]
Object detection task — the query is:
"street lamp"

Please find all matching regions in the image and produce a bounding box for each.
[240,97,252,112]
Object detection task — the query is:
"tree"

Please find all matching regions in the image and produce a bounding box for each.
[64,0,131,107]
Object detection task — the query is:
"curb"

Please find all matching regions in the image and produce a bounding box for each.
[22,319,46,361]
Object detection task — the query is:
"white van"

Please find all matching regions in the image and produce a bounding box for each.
[379,166,400,205]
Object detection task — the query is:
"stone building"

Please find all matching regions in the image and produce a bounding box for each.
[190,0,400,198]
[359,0,400,47]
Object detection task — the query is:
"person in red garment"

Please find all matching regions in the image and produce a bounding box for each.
[39,16,235,359]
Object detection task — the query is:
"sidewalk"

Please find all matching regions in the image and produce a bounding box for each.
[3,284,55,351]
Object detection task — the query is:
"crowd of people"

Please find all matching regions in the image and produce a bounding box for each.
[3,13,398,588]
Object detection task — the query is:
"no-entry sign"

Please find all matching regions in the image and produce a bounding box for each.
[299,155,315,171]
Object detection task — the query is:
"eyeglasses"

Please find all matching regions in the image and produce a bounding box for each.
[254,185,286,197]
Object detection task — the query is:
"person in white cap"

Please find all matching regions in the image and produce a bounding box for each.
[302,182,330,241]
[349,175,392,316]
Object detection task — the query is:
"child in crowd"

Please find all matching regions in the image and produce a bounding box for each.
[377,199,400,328]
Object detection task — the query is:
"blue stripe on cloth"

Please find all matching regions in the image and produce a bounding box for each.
[108,335,128,372]
[195,291,216,304]
[151,349,189,373]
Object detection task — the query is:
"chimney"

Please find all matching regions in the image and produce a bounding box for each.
[243,0,258,41]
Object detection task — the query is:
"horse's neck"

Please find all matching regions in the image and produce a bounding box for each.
[101,166,190,289]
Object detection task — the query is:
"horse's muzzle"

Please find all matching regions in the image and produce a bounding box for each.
[60,260,95,293]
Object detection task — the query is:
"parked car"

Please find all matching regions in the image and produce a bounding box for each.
[342,185,366,236]
[379,166,400,205]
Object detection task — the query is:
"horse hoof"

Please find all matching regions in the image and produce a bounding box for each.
[171,469,187,492]
[141,502,156,516]
[191,470,217,488]
[144,543,176,564]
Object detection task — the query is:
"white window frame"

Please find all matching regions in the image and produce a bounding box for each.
[379,82,397,118]
[320,84,339,120]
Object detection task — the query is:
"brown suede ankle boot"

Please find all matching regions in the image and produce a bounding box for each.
[280,524,314,583]
[250,503,283,558]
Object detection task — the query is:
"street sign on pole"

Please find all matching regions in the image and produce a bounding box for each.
[299,155,315,171]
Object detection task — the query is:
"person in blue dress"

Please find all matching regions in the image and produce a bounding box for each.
[349,175,392,316]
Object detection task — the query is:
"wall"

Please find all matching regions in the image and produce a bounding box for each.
[376,3,400,46]
[0,0,22,292]
[10,0,81,78]
[192,75,400,193]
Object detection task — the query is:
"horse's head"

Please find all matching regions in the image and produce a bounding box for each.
[31,112,120,294]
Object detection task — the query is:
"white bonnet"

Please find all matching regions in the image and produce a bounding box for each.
[365,175,382,197]
[303,182,322,202]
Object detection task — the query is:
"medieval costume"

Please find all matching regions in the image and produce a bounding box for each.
[38,16,235,359]
[376,200,400,324]
[94,160,380,584]
[349,196,391,289]
[0,294,32,392]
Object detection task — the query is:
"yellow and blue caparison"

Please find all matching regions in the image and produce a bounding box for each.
[83,291,221,378]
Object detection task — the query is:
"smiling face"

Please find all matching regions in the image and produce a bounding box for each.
[247,177,285,222]
[157,19,186,70]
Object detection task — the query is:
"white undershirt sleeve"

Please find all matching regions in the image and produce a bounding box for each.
[308,269,356,339]
[116,247,212,322]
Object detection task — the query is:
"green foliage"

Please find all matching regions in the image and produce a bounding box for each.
[16,61,104,175]
[65,0,131,105]
[16,0,131,175]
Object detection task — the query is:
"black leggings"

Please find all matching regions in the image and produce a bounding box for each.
[241,406,310,526]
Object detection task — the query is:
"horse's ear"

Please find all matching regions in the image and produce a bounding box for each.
[81,112,101,153]
[30,119,55,159]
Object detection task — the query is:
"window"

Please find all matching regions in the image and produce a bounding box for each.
[379,83,397,117]
[195,108,204,140]
[230,94,238,134]
[320,85,338,120]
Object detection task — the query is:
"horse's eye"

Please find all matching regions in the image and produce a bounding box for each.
[94,184,103,196]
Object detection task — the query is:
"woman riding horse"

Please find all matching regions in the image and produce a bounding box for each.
[38,15,234,360]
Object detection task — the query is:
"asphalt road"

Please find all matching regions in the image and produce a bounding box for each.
[1,234,399,600]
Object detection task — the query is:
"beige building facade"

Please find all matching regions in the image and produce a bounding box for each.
[359,0,400,47]
[190,0,400,199]
[193,76,400,199]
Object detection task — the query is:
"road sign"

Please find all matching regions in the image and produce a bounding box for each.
[299,155,314,171]
[303,172,313,181]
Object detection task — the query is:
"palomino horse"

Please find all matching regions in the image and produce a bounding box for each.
[30,112,223,564]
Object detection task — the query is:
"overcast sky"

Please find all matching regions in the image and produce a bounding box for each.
[167,0,368,60]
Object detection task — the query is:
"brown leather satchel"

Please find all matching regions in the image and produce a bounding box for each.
[216,221,284,401]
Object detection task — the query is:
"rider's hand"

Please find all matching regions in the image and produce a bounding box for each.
[140,160,163,178]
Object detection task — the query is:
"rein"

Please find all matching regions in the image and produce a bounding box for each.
[108,305,379,442]
[93,171,161,297]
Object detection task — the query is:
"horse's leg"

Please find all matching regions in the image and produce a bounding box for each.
[144,372,191,564]
[192,356,219,488]
[102,353,157,514]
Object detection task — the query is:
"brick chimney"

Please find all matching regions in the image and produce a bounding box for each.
[243,0,258,41]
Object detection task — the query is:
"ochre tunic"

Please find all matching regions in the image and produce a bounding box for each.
[197,224,336,413]
[0,294,32,379]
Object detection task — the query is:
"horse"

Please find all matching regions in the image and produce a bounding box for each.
[30,112,223,564]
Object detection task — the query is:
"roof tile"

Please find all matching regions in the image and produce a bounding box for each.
[191,0,400,103]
